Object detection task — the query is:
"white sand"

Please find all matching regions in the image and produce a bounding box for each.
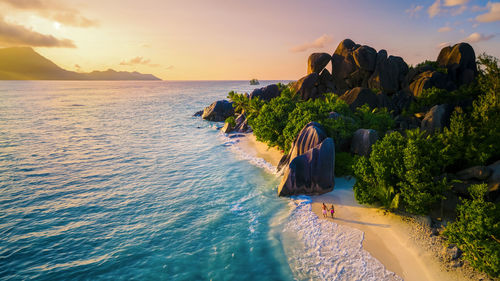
[235,133,474,281]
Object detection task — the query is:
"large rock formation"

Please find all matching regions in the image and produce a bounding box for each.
[249,84,280,101]
[278,122,327,172]
[437,43,477,87]
[339,87,379,110]
[234,113,250,133]
[421,104,452,133]
[331,39,408,94]
[351,129,379,156]
[201,100,234,121]
[278,138,335,196]
[308,53,332,74]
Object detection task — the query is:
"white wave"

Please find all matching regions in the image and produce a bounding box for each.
[220,133,277,175]
[283,196,403,281]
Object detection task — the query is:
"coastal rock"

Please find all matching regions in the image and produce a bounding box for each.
[292,73,321,100]
[368,51,409,95]
[351,129,379,156]
[249,84,280,101]
[278,122,327,172]
[437,43,477,86]
[307,53,332,74]
[234,113,249,133]
[487,161,500,201]
[278,138,335,196]
[202,100,234,122]
[319,69,335,92]
[421,104,452,133]
[409,71,448,97]
[221,122,233,134]
[193,110,203,117]
[456,166,492,181]
[339,87,379,110]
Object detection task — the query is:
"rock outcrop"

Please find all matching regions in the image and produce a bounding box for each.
[201,100,234,122]
[331,39,408,94]
[339,87,379,110]
[351,129,379,156]
[234,113,250,133]
[292,73,322,100]
[278,137,335,196]
[409,71,448,97]
[421,104,452,133]
[437,43,477,87]
[308,53,332,74]
[249,84,280,101]
[456,166,492,181]
[278,122,327,172]
[221,122,233,134]
[368,51,409,95]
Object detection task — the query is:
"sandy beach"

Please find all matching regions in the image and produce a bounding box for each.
[235,132,482,281]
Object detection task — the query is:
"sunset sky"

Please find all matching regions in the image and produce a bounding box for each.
[0,0,499,80]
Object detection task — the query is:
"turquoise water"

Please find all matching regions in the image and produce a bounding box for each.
[0,81,294,280]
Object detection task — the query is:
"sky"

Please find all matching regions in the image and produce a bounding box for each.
[0,0,499,80]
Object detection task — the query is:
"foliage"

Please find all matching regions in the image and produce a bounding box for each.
[354,105,395,134]
[250,91,298,149]
[225,116,236,127]
[353,129,448,214]
[227,91,248,114]
[437,54,500,169]
[406,84,480,115]
[281,93,351,153]
[444,184,500,277]
[335,152,355,177]
[415,60,448,74]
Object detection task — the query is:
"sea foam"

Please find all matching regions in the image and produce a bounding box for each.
[283,196,403,281]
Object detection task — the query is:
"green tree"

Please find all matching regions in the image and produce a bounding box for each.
[444,184,500,277]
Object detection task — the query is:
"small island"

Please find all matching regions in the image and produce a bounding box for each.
[249,78,260,85]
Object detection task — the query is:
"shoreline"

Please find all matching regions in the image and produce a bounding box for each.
[232,132,488,281]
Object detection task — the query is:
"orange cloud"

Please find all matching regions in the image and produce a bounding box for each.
[120,56,159,67]
[290,34,333,53]
[0,0,98,27]
[0,17,75,47]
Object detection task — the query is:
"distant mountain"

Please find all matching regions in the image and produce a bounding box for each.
[0,47,161,80]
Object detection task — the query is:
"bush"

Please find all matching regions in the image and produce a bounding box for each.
[354,105,395,134]
[250,91,297,150]
[353,129,448,214]
[282,93,351,153]
[335,152,355,177]
[225,116,236,127]
[444,184,500,277]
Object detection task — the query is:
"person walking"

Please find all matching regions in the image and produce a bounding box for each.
[322,203,327,218]
[330,204,335,219]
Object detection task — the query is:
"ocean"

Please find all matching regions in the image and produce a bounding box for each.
[0,81,399,280]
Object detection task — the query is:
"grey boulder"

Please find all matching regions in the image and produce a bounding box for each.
[339,87,379,111]
[308,53,332,74]
[351,129,379,156]
[278,138,335,196]
[202,100,234,122]
[437,43,477,86]
[249,84,280,101]
[421,104,452,133]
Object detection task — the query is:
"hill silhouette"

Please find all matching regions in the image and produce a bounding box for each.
[0,47,161,80]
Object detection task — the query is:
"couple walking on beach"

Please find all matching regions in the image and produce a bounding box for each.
[322,203,334,219]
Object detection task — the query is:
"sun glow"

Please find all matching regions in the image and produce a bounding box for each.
[53,22,61,30]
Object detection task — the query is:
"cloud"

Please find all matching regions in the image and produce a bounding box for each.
[0,0,98,27]
[405,4,423,18]
[443,0,468,7]
[428,0,441,18]
[464,32,495,43]
[290,34,333,53]
[476,2,500,22]
[451,4,467,15]
[437,42,451,49]
[120,56,159,67]
[165,65,174,70]
[0,16,75,47]
[438,26,452,32]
